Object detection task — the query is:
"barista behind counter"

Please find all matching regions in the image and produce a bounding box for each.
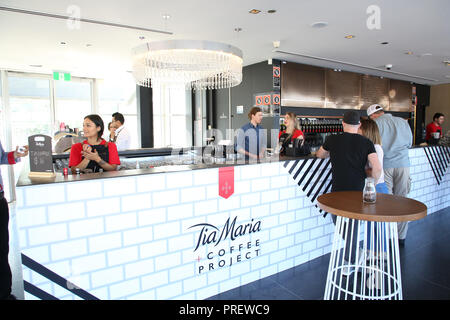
[278,112,310,157]
[235,107,267,160]
[69,114,120,174]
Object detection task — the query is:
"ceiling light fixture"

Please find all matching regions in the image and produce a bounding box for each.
[267,9,277,13]
[405,51,413,55]
[344,35,355,39]
[311,21,328,28]
[132,40,243,90]
[381,41,389,45]
[249,9,261,14]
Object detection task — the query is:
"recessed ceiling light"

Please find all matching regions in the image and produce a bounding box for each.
[86,44,92,47]
[29,64,42,68]
[162,14,171,20]
[420,53,432,57]
[267,9,276,14]
[234,27,242,32]
[405,51,414,55]
[139,36,145,40]
[380,41,389,45]
[60,41,66,45]
[249,9,261,14]
[345,35,355,39]
[311,21,328,28]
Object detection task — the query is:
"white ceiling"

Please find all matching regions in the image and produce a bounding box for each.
[0,0,449,85]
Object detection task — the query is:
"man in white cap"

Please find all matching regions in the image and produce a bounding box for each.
[367,104,413,246]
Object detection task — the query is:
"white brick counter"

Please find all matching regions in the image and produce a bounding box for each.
[14,147,450,300]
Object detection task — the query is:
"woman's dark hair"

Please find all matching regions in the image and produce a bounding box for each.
[433,113,444,121]
[84,114,104,139]
[112,112,125,124]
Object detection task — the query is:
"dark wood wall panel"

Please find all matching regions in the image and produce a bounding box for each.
[281,62,412,112]
[325,70,360,109]
[281,63,325,108]
[360,75,390,109]
[389,79,413,112]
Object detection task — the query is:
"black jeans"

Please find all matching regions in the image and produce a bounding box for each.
[0,195,11,299]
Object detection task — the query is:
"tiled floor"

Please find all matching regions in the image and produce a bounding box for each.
[209,206,450,300]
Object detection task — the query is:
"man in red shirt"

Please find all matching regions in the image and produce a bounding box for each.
[426,113,445,145]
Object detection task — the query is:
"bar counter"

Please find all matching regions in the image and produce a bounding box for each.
[13,145,449,300]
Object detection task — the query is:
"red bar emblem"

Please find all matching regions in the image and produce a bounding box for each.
[219,167,234,199]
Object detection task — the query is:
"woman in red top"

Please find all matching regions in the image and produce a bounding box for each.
[69,114,120,173]
[278,112,304,154]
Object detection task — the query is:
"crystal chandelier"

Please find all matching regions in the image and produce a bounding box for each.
[132,40,243,90]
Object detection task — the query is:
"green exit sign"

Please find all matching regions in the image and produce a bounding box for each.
[53,72,71,81]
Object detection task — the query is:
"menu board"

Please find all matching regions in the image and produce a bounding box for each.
[28,134,54,175]
[281,63,325,107]
[360,75,390,109]
[325,70,360,109]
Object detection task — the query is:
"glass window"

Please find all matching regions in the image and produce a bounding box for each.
[54,80,92,131]
[8,76,52,148]
[153,84,192,148]
[8,76,50,98]
[98,74,139,148]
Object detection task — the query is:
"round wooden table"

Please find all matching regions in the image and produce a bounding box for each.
[317,191,427,300]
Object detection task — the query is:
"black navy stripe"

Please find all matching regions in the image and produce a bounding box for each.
[435,146,449,169]
[429,147,444,177]
[424,147,441,185]
[293,159,308,180]
[297,158,317,186]
[23,280,59,300]
[432,146,446,174]
[21,254,99,300]
[288,160,299,174]
[307,160,331,197]
[311,169,332,202]
[440,146,450,164]
[302,158,325,192]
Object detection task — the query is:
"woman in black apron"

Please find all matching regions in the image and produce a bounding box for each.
[69,115,120,173]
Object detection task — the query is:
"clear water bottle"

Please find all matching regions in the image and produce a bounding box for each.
[363,177,376,203]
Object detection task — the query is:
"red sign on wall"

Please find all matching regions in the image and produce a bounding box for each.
[255,96,263,106]
[263,95,271,105]
[219,167,234,199]
[273,94,280,105]
[273,66,280,78]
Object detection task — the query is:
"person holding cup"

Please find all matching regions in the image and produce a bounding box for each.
[426,113,444,145]
[69,114,120,174]
[0,141,28,300]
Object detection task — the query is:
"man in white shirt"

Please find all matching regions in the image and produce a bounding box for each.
[111,112,131,151]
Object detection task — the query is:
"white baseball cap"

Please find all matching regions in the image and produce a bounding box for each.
[367,104,384,116]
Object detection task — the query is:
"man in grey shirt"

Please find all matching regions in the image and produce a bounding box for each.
[367,104,412,246]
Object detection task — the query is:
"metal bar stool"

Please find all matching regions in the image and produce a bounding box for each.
[318,191,427,300]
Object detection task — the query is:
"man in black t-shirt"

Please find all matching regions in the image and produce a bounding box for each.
[316,111,381,275]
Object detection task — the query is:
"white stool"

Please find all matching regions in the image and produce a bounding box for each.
[324,216,402,300]
[317,191,427,301]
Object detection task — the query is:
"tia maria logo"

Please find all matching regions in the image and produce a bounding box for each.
[189,216,262,252]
